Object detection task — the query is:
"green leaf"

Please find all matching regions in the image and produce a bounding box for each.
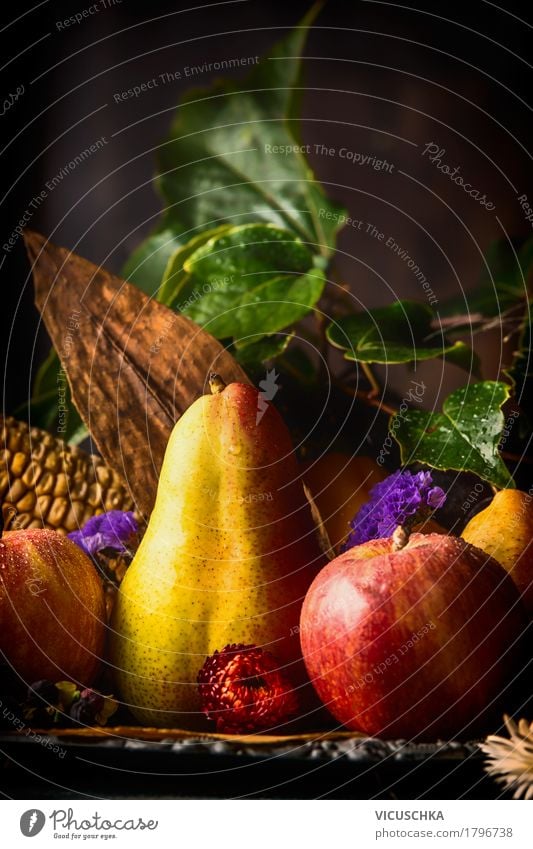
[177,224,325,342]
[158,6,345,252]
[185,267,325,342]
[233,334,293,369]
[391,381,514,489]
[185,223,313,282]
[326,299,480,373]
[158,225,233,305]
[18,348,88,445]
[121,225,183,296]
[33,346,60,400]
[126,5,345,299]
[65,419,90,446]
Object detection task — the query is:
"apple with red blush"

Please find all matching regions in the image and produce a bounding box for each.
[300,532,528,740]
[0,524,106,687]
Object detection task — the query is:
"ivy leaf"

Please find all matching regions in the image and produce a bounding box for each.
[326,300,480,374]
[158,6,344,251]
[125,5,345,292]
[178,224,326,342]
[391,381,514,489]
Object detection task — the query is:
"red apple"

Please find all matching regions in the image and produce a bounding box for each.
[300,533,529,739]
[0,528,106,686]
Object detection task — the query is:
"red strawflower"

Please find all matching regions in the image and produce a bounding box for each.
[197,643,300,734]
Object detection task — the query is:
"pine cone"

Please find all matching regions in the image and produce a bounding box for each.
[0,416,135,534]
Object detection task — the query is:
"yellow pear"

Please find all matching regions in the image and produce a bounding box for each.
[462,489,533,615]
[110,375,324,727]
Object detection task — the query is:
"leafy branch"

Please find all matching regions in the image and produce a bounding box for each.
[24,6,532,491]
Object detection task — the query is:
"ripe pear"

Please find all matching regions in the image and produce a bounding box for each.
[462,489,533,615]
[110,376,324,727]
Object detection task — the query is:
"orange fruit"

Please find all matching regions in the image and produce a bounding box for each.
[303,453,387,552]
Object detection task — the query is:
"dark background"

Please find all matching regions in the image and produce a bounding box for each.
[1,0,532,415]
[1,1,532,801]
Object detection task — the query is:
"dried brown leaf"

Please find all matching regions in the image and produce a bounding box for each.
[303,482,335,561]
[25,231,249,520]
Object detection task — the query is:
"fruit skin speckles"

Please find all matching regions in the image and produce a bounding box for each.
[197,644,300,734]
[300,533,529,740]
[0,528,106,686]
[462,489,533,615]
[110,379,323,728]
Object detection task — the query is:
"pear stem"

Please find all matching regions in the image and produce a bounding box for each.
[209,373,226,395]
[391,524,409,551]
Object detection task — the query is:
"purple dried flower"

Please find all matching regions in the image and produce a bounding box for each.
[343,469,447,550]
[427,486,447,509]
[68,510,138,557]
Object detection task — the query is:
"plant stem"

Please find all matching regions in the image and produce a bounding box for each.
[334,379,398,417]
[360,362,380,398]
[392,525,409,551]
[209,373,226,394]
[363,394,398,417]
[313,312,330,379]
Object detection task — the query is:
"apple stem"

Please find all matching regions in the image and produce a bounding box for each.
[391,524,409,551]
[209,373,226,395]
